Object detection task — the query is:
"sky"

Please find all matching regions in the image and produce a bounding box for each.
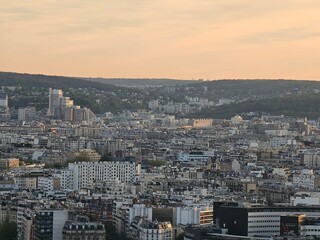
[1,0,320,80]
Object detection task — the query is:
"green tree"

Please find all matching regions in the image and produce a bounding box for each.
[74,152,90,162]
[100,155,112,162]
[145,159,166,167]
[0,221,18,240]
[175,233,184,240]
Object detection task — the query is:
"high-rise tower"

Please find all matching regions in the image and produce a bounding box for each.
[47,88,53,116]
[47,88,65,117]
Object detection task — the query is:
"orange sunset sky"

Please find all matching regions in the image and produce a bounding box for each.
[1,0,320,80]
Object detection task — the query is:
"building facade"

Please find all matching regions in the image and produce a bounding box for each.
[62,221,106,240]
[34,210,68,240]
[215,205,320,238]
[67,161,135,190]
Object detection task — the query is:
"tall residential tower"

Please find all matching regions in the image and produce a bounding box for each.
[47,88,95,122]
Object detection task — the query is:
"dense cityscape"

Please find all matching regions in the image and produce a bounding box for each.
[2,0,320,239]
[1,81,320,240]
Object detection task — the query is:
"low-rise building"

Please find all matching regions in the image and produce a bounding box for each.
[131,217,172,240]
[0,158,19,170]
[62,221,106,240]
[292,169,320,190]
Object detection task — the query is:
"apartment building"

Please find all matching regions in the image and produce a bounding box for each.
[62,221,106,240]
[0,158,19,170]
[174,206,213,225]
[34,209,68,240]
[67,161,135,190]
[292,169,320,190]
[131,217,172,240]
[37,177,61,191]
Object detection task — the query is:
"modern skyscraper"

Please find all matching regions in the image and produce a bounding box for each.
[47,88,74,118]
[51,89,63,115]
[48,88,63,116]
[47,88,53,115]
[47,88,95,122]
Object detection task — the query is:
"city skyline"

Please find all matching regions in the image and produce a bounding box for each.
[1,0,320,80]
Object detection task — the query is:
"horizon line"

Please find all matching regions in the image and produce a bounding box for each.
[1,70,320,82]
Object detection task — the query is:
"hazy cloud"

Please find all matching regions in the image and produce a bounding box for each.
[1,0,320,79]
[242,28,320,43]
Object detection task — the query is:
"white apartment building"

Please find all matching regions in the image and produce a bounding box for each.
[247,209,320,237]
[292,169,320,190]
[270,137,296,148]
[218,206,320,238]
[301,151,320,168]
[15,177,37,190]
[18,107,36,122]
[54,170,74,190]
[37,177,60,191]
[265,129,289,136]
[74,126,102,138]
[17,206,34,240]
[138,219,172,240]
[291,196,320,206]
[177,151,214,164]
[301,218,320,237]
[104,139,126,157]
[174,206,213,225]
[68,161,135,190]
[48,137,88,151]
[113,202,152,236]
[126,204,153,235]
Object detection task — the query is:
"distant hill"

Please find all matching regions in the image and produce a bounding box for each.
[186,79,320,99]
[190,93,320,120]
[0,72,128,92]
[82,77,197,87]
[0,72,148,113]
[0,71,196,88]
[185,79,320,119]
[2,72,320,118]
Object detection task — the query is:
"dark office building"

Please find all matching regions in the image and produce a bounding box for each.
[34,210,68,240]
[214,204,320,238]
[184,225,228,240]
[280,214,305,237]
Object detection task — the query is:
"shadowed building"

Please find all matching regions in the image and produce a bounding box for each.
[62,221,106,240]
